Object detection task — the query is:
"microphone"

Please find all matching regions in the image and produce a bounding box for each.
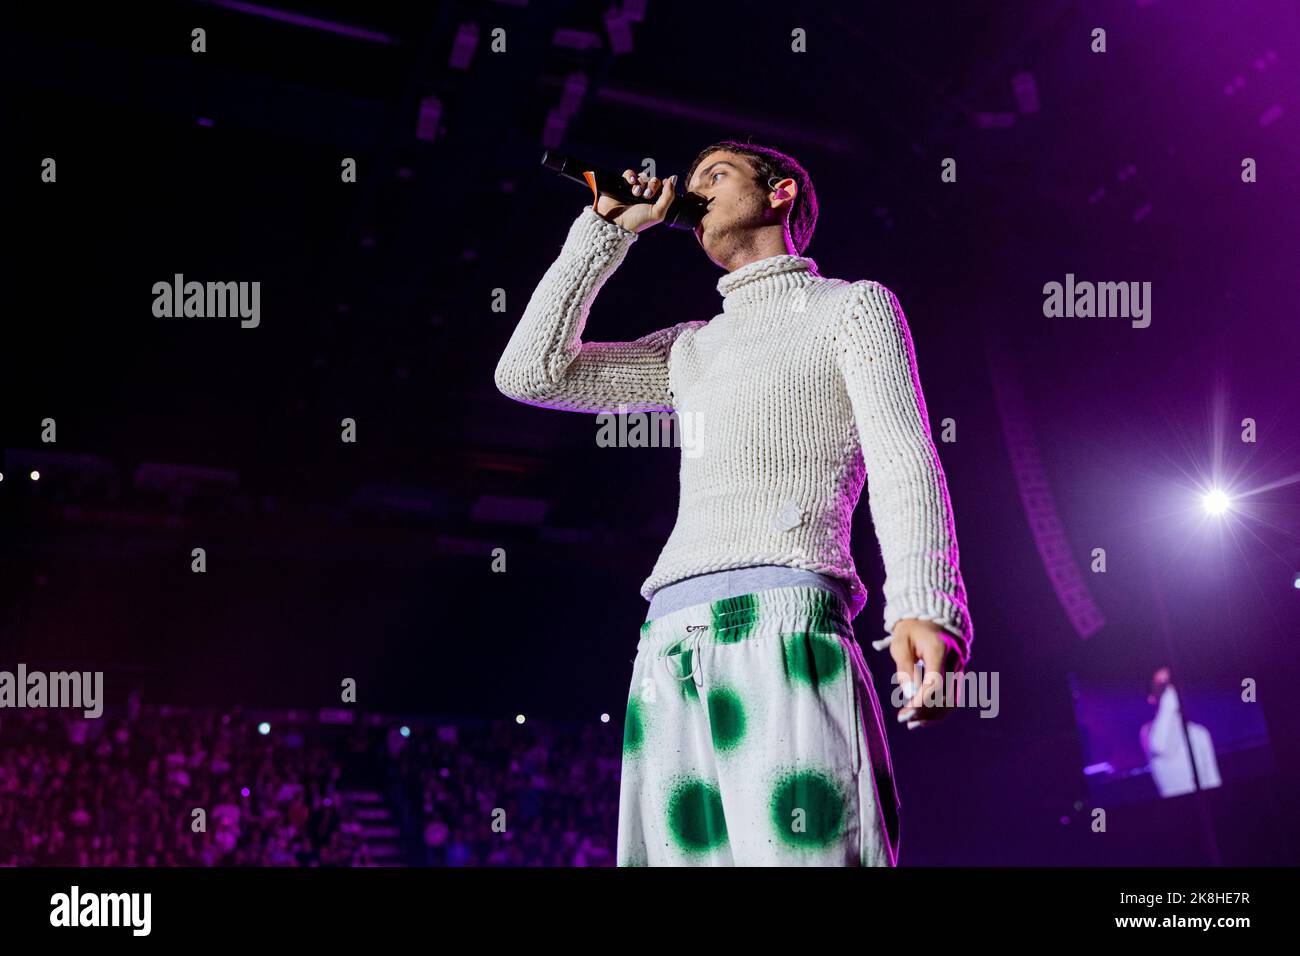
[540,151,710,230]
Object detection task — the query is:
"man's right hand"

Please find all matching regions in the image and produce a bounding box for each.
[596,168,677,234]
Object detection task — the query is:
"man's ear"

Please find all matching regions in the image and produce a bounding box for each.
[768,176,797,206]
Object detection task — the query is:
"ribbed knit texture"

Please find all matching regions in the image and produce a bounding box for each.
[494,206,974,666]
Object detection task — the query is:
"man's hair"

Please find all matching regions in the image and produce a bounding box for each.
[684,138,818,254]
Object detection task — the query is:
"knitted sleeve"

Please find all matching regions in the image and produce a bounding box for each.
[834,280,974,669]
[494,206,706,414]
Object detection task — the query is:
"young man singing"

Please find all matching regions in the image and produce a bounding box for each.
[494,140,974,866]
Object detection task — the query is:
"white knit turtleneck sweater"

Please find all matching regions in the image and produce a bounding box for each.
[494,206,974,666]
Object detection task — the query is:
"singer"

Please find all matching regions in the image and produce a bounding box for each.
[493,140,974,866]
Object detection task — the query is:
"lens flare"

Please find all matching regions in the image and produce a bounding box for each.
[1203,489,1231,515]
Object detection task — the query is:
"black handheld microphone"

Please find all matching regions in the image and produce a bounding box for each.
[540,151,710,230]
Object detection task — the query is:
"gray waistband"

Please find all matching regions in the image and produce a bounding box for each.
[645,565,852,622]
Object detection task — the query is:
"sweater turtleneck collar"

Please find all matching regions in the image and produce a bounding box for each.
[717,253,820,313]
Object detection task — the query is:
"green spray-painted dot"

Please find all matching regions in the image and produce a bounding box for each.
[769,769,846,848]
[707,686,746,752]
[781,632,846,690]
[667,778,728,853]
[711,593,759,643]
[622,696,644,756]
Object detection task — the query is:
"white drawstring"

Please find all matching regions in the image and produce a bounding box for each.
[661,631,705,688]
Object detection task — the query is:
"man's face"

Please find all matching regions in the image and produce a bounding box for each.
[686,150,773,258]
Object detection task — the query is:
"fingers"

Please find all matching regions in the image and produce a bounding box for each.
[613,168,675,232]
[652,174,676,213]
[890,629,957,731]
[920,640,944,706]
[622,169,674,200]
[632,175,660,198]
[907,635,953,730]
[905,707,951,731]
[890,637,918,710]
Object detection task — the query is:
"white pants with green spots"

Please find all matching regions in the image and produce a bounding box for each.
[617,586,901,866]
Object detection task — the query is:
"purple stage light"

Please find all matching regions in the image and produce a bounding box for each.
[202,1,396,44]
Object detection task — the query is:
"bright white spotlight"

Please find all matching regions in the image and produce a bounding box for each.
[1203,489,1231,515]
